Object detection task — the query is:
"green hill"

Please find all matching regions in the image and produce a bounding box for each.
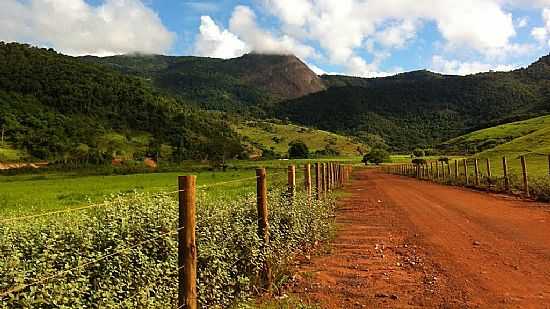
[440,115,550,154]
[234,120,366,158]
[0,42,243,163]
[440,115,550,177]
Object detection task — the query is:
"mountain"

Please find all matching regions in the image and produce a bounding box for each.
[82,53,325,114]
[273,55,550,151]
[0,42,243,163]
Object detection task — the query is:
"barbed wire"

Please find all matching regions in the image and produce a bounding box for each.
[0,202,110,224]
[1,171,289,224]
[0,227,182,299]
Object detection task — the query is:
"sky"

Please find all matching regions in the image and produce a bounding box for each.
[1,0,550,77]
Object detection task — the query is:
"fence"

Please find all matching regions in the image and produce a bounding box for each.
[1,162,353,308]
[383,155,550,200]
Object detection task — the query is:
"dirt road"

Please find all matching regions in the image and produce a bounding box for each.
[289,169,550,308]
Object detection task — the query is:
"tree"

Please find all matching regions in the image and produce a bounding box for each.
[362,148,389,165]
[412,158,427,165]
[288,141,309,159]
[413,148,425,157]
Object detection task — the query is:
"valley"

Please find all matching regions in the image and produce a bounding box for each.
[1,41,550,309]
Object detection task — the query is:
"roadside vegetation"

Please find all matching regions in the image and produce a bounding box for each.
[1,184,336,307]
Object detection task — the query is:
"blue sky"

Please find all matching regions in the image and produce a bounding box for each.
[1,0,549,76]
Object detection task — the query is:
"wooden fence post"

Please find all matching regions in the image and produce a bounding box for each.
[463,159,469,185]
[288,165,296,197]
[502,156,510,192]
[315,163,322,200]
[304,164,312,199]
[256,168,271,290]
[446,163,451,181]
[436,162,440,180]
[474,159,480,186]
[486,159,492,178]
[332,163,336,189]
[521,156,530,197]
[455,160,459,178]
[321,163,327,198]
[324,163,330,192]
[178,176,197,309]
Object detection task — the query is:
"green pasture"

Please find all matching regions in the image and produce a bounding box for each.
[0,158,359,217]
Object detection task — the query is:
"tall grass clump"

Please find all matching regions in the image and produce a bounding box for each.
[1,187,335,308]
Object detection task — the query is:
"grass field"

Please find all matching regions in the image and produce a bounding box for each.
[439,114,550,178]
[0,144,25,162]
[0,158,359,217]
[234,120,366,157]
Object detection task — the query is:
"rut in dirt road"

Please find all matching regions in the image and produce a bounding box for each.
[290,169,550,308]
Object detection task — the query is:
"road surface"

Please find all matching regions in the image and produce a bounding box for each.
[290,169,550,308]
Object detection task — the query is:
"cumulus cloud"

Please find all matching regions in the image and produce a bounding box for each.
[257,0,529,76]
[228,5,318,59]
[531,8,550,47]
[194,5,318,60]
[431,55,518,75]
[194,16,248,58]
[0,0,175,56]
[192,0,543,76]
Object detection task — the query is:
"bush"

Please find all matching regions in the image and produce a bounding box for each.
[288,141,309,159]
[362,148,390,165]
[530,176,550,202]
[0,188,335,308]
[412,149,425,157]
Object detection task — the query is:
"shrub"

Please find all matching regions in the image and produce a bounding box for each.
[0,188,335,308]
[412,149,425,157]
[362,148,389,165]
[530,176,550,202]
[288,141,309,159]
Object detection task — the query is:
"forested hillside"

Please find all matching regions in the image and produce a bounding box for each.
[82,53,325,114]
[275,55,550,151]
[0,42,243,163]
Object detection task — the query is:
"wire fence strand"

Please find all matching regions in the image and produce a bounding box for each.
[0,227,182,299]
[1,171,288,223]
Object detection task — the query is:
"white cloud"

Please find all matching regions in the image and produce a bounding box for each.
[0,0,175,56]
[517,16,529,28]
[228,5,318,59]
[194,5,318,60]
[194,16,248,58]
[431,55,518,75]
[498,0,550,8]
[193,0,542,76]
[531,8,550,47]
[258,0,528,77]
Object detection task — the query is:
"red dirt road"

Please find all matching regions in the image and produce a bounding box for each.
[290,169,550,308]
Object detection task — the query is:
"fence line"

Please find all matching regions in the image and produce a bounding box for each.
[1,162,355,308]
[1,172,290,224]
[383,155,549,199]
